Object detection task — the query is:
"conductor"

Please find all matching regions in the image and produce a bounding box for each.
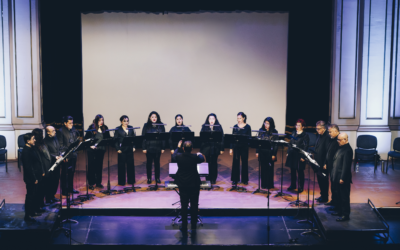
[172,140,205,233]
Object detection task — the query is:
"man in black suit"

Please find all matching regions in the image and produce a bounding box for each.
[331,133,353,221]
[172,140,205,233]
[57,116,80,195]
[44,126,62,203]
[21,133,45,222]
[323,124,340,207]
[313,121,331,203]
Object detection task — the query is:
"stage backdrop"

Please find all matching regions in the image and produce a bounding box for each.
[81,12,288,136]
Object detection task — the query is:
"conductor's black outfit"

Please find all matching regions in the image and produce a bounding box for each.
[57,126,79,194]
[172,148,205,230]
[21,145,44,218]
[313,130,331,201]
[230,124,252,184]
[332,143,353,219]
[200,125,224,183]
[84,125,110,187]
[285,131,309,191]
[142,123,165,181]
[169,125,191,163]
[44,134,62,201]
[256,129,278,189]
[324,135,340,206]
[114,125,136,185]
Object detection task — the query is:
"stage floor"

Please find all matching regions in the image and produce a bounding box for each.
[1,148,399,209]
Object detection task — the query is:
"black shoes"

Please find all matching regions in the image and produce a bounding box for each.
[33,212,43,217]
[72,189,79,194]
[24,216,36,222]
[298,188,304,193]
[287,185,296,190]
[156,179,161,184]
[328,207,338,211]
[325,201,335,206]
[147,179,151,184]
[331,212,342,216]
[52,197,60,202]
[315,196,321,200]
[232,181,237,185]
[97,184,104,188]
[318,198,329,203]
[89,185,94,190]
[36,208,46,213]
[336,216,350,222]
[243,182,248,185]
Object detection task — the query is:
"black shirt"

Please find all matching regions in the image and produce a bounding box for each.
[57,126,79,159]
[114,125,136,152]
[172,148,205,187]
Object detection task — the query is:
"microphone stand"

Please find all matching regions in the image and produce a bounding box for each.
[78,136,96,201]
[251,131,271,195]
[273,138,292,198]
[289,145,308,207]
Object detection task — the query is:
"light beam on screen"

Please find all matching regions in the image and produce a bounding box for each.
[81,12,288,137]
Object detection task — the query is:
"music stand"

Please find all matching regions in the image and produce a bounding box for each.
[200,131,223,190]
[145,132,169,191]
[171,131,195,143]
[289,145,310,207]
[77,139,97,201]
[121,135,142,193]
[272,139,292,198]
[249,137,271,195]
[98,138,119,195]
[225,134,249,192]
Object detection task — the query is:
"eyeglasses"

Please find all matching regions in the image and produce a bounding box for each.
[337,138,345,142]
[316,127,324,131]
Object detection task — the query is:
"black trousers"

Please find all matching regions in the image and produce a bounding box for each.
[205,153,218,182]
[146,152,161,179]
[36,179,45,209]
[61,158,76,193]
[48,166,61,199]
[25,183,38,217]
[44,173,56,203]
[331,180,339,206]
[337,182,351,217]
[87,149,105,186]
[118,151,135,185]
[231,146,249,183]
[260,154,274,188]
[290,161,305,189]
[178,186,200,230]
[317,169,329,199]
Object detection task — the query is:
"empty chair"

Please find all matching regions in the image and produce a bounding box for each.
[387,137,400,173]
[17,134,25,172]
[354,135,378,173]
[0,135,7,172]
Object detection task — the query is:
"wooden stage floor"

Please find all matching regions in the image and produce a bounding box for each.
[1,148,399,209]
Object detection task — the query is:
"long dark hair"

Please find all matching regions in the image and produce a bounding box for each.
[32,128,45,147]
[260,117,276,132]
[204,113,221,126]
[91,114,106,133]
[175,114,185,127]
[237,112,247,123]
[146,111,162,126]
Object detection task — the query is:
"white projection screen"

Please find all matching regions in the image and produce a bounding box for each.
[82,12,288,138]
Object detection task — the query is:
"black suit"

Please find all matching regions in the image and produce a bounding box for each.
[85,125,110,186]
[332,143,353,217]
[286,131,309,189]
[35,144,52,205]
[114,125,136,185]
[142,123,166,180]
[21,145,44,217]
[44,135,62,200]
[324,136,340,205]
[172,148,205,230]
[200,125,224,183]
[57,126,79,193]
[314,130,330,200]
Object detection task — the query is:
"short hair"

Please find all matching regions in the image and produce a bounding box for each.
[23,133,34,143]
[183,140,193,153]
[237,112,247,123]
[120,115,129,122]
[296,119,306,127]
[328,124,340,132]
[62,116,73,124]
[316,120,326,128]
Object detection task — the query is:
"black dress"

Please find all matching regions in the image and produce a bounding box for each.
[285,130,309,190]
[230,124,252,183]
[200,125,224,183]
[256,128,278,189]
[114,125,136,185]
[84,125,110,186]
[169,125,191,163]
[142,123,166,180]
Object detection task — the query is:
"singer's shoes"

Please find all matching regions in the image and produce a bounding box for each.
[147,179,151,184]
[89,185,94,190]
[52,197,61,202]
[156,179,161,184]
[336,216,350,222]
[97,184,104,188]
[287,185,296,190]
[243,182,248,185]
[318,197,329,203]
[325,201,335,206]
[315,196,322,201]
[331,212,342,216]
[232,181,237,185]
[298,188,304,193]
[72,189,79,194]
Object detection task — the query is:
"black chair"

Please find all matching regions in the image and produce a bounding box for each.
[0,135,7,172]
[307,132,317,154]
[17,134,25,172]
[387,137,400,173]
[354,135,378,173]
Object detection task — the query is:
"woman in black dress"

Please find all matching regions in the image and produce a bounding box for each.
[142,111,165,184]
[114,115,136,186]
[200,113,224,184]
[285,119,309,193]
[84,114,110,189]
[255,117,278,189]
[229,112,252,185]
[169,114,191,162]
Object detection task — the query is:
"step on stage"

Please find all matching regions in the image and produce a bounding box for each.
[0,201,60,245]
[314,199,389,242]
